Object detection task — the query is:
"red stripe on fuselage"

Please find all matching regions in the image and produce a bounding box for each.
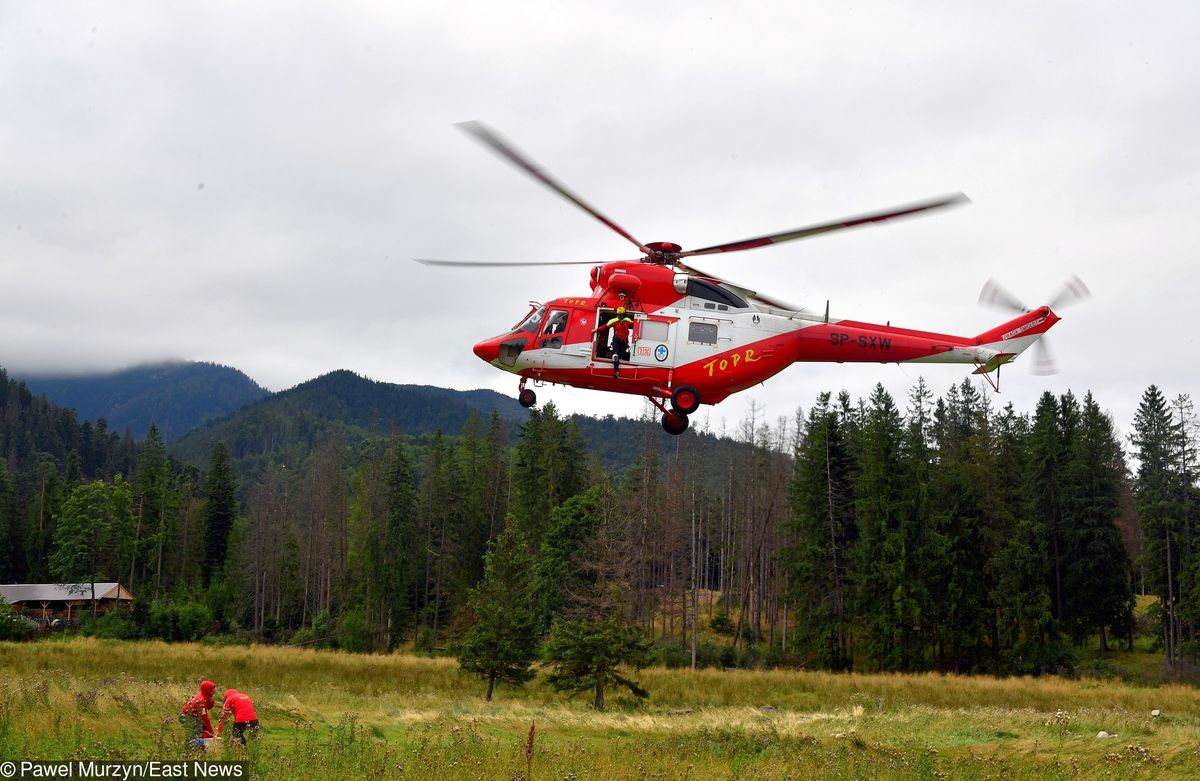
[793,322,966,363]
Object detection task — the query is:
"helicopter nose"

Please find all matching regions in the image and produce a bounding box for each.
[473,338,500,363]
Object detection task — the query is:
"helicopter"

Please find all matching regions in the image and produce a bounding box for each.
[420,122,1087,435]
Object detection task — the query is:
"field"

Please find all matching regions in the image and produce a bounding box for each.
[2,639,1199,779]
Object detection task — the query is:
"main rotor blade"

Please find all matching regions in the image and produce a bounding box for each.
[978,278,1029,313]
[679,193,969,257]
[457,121,649,255]
[416,257,635,268]
[1047,274,1092,310]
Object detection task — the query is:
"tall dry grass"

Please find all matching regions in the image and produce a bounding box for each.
[3,638,1199,779]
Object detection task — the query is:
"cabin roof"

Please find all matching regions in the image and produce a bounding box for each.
[0,583,134,603]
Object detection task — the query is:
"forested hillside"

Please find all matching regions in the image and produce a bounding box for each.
[0,368,138,580]
[16,361,268,442]
[167,370,753,488]
[3,360,1199,677]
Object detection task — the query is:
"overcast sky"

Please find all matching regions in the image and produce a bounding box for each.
[2,1,1198,441]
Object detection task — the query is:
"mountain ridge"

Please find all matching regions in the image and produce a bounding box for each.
[13,361,737,482]
[14,361,269,443]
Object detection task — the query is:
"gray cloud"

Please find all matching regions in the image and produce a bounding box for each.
[2,0,1198,438]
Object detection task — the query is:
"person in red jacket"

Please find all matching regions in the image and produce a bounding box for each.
[180,680,216,740]
[216,689,260,745]
[598,306,635,377]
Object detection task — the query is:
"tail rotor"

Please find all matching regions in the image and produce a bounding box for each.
[1030,339,1057,376]
[978,275,1091,376]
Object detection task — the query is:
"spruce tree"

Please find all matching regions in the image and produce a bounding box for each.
[0,462,14,581]
[991,402,1057,675]
[534,487,603,629]
[985,402,1032,671]
[418,431,461,641]
[989,392,1066,673]
[927,380,990,672]
[459,523,539,700]
[899,378,940,670]
[1062,392,1133,651]
[202,442,238,585]
[452,414,497,603]
[383,441,418,647]
[544,612,653,710]
[1169,395,1199,658]
[785,392,856,670]
[1027,391,1068,615]
[540,483,652,710]
[851,384,909,670]
[510,403,587,548]
[1131,385,1185,665]
[132,423,172,595]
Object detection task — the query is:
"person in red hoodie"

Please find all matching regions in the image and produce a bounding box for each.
[180,680,217,741]
[216,689,260,745]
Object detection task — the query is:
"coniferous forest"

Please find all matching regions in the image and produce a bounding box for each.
[3,364,1199,681]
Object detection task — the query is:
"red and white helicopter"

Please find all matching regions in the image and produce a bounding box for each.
[421,122,1087,435]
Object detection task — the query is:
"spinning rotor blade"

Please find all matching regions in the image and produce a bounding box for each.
[978,276,1091,376]
[1030,338,1058,376]
[1047,274,1092,310]
[978,278,1029,313]
[416,257,636,268]
[979,274,1092,313]
[457,121,649,255]
[679,193,969,257]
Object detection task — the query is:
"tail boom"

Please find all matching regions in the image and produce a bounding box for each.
[790,307,1060,370]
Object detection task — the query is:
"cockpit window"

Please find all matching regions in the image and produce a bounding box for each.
[516,306,546,334]
[543,310,569,335]
[686,278,748,309]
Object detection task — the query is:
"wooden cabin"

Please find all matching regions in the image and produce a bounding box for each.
[0,582,135,626]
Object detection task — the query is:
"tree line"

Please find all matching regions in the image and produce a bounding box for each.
[3,365,1199,688]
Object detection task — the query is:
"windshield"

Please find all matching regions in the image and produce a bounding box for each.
[515,305,546,334]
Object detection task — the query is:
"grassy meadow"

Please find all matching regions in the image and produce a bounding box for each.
[2,638,1199,779]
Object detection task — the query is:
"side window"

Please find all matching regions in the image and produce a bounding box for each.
[688,320,718,345]
[686,278,747,309]
[641,320,669,343]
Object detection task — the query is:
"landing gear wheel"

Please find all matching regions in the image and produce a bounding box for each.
[518,388,537,408]
[670,385,701,415]
[661,411,689,436]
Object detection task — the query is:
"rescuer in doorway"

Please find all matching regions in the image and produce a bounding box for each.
[216,689,260,745]
[180,680,217,741]
[601,305,635,377]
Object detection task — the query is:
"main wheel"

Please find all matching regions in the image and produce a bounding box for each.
[518,388,537,408]
[661,411,689,436]
[670,385,701,415]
